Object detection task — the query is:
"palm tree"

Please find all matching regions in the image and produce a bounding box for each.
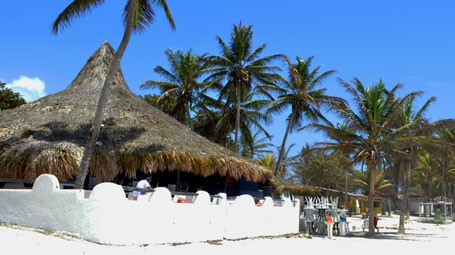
[141,49,211,129]
[311,78,422,235]
[434,128,455,199]
[325,122,359,207]
[241,131,274,159]
[52,0,175,189]
[392,95,435,234]
[274,144,298,179]
[206,22,283,153]
[191,95,228,145]
[353,169,393,194]
[267,55,345,176]
[256,153,277,171]
[214,91,272,152]
[414,151,440,201]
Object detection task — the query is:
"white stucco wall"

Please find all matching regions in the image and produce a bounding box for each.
[0,174,300,245]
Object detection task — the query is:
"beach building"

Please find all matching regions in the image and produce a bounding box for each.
[0,41,278,197]
[0,42,302,244]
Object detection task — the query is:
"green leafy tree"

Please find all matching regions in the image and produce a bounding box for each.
[267,55,345,176]
[207,22,282,153]
[0,82,26,110]
[53,0,175,189]
[293,144,352,190]
[142,94,176,114]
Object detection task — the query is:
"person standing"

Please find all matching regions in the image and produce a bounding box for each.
[132,176,152,199]
[374,215,379,232]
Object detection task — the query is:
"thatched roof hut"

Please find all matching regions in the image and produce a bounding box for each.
[0,42,273,185]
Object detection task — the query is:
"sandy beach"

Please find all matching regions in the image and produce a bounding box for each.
[0,214,453,255]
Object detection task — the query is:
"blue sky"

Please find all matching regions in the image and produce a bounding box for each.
[1,1,454,156]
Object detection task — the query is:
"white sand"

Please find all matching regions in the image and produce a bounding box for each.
[0,214,453,255]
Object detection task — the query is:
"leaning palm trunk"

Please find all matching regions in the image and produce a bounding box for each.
[74,0,136,189]
[274,111,294,176]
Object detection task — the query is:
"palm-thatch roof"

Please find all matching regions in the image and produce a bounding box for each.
[0,41,273,184]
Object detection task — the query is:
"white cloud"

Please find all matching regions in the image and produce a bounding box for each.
[6,76,47,102]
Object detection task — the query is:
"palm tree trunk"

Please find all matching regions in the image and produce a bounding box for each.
[274,111,294,176]
[367,156,376,236]
[398,160,411,234]
[234,80,241,153]
[344,167,348,209]
[452,182,455,201]
[441,159,447,198]
[187,101,193,130]
[74,0,136,189]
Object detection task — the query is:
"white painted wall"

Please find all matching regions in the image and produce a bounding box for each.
[0,174,300,245]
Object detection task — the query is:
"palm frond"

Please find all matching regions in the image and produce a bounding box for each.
[52,0,105,34]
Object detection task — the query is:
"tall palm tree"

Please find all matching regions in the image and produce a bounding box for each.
[311,78,422,235]
[267,55,345,176]
[141,49,211,129]
[207,22,283,153]
[52,0,175,189]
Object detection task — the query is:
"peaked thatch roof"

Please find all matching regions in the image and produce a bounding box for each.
[0,41,273,183]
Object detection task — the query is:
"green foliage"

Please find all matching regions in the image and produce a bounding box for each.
[293,146,353,190]
[0,82,26,110]
[142,94,176,115]
[256,153,277,171]
[52,0,175,35]
[353,168,393,194]
[135,18,455,203]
